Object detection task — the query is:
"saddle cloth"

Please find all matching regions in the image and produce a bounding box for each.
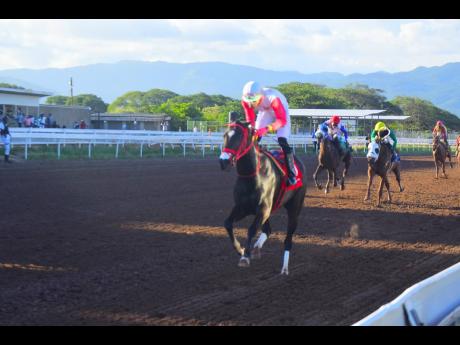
[262,149,303,191]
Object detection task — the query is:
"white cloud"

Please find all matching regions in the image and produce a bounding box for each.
[1,19,460,74]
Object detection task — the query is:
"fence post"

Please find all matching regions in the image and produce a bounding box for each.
[202,143,205,157]
[88,142,92,159]
[57,142,61,160]
[24,142,28,160]
[183,142,186,157]
[140,142,143,158]
[115,142,119,158]
[162,142,165,158]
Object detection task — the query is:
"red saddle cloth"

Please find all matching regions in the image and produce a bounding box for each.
[263,149,303,191]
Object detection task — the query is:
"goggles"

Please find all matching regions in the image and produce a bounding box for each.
[243,93,263,106]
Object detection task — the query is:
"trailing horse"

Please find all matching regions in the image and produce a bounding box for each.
[364,133,404,207]
[219,121,307,275]
[432,135,453,178]
[313,134,351,194]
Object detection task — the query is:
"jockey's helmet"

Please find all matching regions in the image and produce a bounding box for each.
[374,122,387,131]
[331,115,341,125]
[242,81,263,105]
[436,120,444,126]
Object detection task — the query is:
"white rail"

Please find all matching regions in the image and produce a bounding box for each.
[2,128,455,160]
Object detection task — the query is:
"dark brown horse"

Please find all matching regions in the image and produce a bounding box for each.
[364,134,403,206]
[432,135,453,178]
[313,135,351,194]
[219,121,307,275]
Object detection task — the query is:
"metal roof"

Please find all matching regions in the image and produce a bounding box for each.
[0,87,52,97]
[290,109,386,118]
[363,115,410,120]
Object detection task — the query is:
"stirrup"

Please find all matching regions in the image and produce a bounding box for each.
[287,176,297,185]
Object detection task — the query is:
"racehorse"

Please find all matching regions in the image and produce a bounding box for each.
[364,132,403,206]
[313,134,351,194]
[219,121,307,275]
[432,135,453,178]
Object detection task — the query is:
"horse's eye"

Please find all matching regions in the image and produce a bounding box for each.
[375,149,379,154]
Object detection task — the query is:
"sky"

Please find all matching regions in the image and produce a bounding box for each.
[1,19,460,75]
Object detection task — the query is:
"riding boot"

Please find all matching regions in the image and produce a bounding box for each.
[278,137,297,186]
[285,152,297,185]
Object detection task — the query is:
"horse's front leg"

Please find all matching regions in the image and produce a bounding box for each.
[252,220,272,260]
[224,205,247,256]
[332,168,338,187]
[239,208,270,268]
[364,168,374,201]
[384,176,392,203]
[377,176,385,207]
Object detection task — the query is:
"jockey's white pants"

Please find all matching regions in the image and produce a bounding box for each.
[1,134,11,155]
[255,111,291,138]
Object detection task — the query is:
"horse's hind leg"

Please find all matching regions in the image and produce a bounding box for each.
[340,156,351,191]
[313,164,324,190]
[393,166,404,192]
[252,220,272,259]
[224,206,247,256]
[325,169,332,194]
[442,161,447,178]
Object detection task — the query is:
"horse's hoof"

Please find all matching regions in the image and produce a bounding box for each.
[280,268,289,275]
[400,187,404,192]
[316,185,322,190]
[252,247,261,260]
[364,197,369,202]
[340,185,345,191]
[238,257,250,268]
[324,189,329,194]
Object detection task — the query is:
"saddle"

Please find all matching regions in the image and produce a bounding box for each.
[262,149,303,191]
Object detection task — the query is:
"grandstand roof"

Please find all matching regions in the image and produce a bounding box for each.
[290,109,386,118]
[0,87,52,97]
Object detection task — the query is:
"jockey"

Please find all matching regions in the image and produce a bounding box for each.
[370,121,399,162]
[241,81,297,186]
[316,115,350,156]
[432,120,452,160]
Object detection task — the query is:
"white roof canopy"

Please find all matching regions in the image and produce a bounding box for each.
[290,109,386,118]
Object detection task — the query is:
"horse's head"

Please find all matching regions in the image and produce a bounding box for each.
[432,135,441,151]
[367,141,380,164]
[219,121,255,171]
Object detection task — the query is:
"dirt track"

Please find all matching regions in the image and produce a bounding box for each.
[0,155,459,325]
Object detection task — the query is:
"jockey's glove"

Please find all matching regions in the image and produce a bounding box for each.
[255,127,269,137]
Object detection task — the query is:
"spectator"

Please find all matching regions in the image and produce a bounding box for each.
[38,114,46,128]
[16,109,24,127]
[79,120,87,129]
[73,121,79,129]
[0,116,12,163]
[24,115,32,128]
[311,128,318,154]
[45,113,53,128]
[33,115,40,128]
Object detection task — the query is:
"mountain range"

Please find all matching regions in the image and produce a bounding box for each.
[1,60,460,116]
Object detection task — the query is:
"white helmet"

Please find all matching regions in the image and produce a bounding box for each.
[242,81,263,103]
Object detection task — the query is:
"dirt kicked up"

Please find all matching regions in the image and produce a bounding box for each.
[0,155,459,325]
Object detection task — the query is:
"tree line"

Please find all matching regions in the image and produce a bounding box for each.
[43,82,460,131]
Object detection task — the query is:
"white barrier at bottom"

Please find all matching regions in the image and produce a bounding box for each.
[353,261,460,326]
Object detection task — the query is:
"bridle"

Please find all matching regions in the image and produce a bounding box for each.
[222,122,260,177]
